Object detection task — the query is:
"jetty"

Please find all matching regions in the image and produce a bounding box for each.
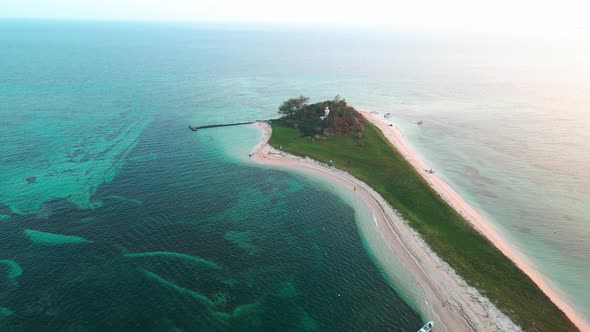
[189,121,257,131]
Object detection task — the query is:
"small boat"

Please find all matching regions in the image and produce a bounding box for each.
[189,125,198,131]
[417,121,423,125]
[417,321,435,332]
[384,113,391,118]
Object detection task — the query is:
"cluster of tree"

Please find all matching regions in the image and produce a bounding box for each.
[278,95,366,137]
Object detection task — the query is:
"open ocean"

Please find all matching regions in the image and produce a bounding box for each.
[1,20,589,329]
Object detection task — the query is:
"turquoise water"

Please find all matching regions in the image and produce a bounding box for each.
[0,21,423,330]
[373,34,590,324]
[2,20,590,329]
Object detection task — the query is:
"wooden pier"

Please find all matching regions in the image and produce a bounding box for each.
[189,121,257,131]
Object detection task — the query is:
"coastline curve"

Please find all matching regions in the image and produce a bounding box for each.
[360,111,589,332]
[250,121,519,332]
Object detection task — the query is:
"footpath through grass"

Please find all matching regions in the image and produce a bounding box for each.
[268,120,576,331]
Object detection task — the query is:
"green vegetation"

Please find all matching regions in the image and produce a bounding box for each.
[268,97,577,331]
[277,95,365,137]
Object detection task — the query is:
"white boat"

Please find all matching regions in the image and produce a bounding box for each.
[417,321,434,332]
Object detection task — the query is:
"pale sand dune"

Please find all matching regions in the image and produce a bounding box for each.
[250,121,518,331]
[361,111,588,332]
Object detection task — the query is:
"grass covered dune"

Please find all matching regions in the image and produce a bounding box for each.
[266,98,577,331]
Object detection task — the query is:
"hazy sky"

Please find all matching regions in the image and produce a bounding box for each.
[2,0,590,29]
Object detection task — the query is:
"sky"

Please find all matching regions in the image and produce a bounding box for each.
[2,0,590,29]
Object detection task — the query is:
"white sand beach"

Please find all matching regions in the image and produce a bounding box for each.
[360,111,589,332]
[250,120,520,331]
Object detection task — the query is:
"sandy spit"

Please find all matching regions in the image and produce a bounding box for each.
[250,120,520,331]
[361,111,588,332]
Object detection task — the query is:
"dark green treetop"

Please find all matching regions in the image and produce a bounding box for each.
[278,96,310,118]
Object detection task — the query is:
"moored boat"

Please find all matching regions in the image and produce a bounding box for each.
[417,321,434,332]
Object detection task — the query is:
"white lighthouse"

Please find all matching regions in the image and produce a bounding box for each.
[320,106,330,120]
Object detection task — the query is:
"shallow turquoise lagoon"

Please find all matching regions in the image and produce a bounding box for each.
[0,21,422,330]
[2,19,589,328]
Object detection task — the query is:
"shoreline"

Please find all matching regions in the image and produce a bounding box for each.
[360,111,588,332]
[250,121,518,331]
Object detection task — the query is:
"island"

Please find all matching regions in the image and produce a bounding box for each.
[250,96,579,331]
